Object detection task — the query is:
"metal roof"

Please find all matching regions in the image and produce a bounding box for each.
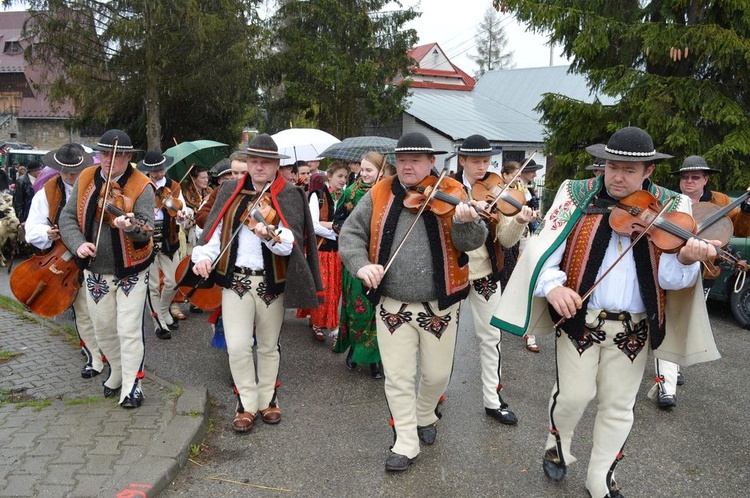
[405,65,618,143]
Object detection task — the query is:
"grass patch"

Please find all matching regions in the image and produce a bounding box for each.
[66,396,107,406]
[189,444,201,458]
[0,386,32,404]
[171,384,184,400]
[0,350,21,363]
[0,294,26,313]
[19,399,52,412]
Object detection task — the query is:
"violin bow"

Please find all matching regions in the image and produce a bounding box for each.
[178,163,196,186]
[93,136,119,256]
[487,151,538,213]
[554,195,677,329]
[380,154,455,278]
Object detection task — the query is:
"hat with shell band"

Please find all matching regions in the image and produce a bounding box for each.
[585,158,606,171]
[392,132,447,155]
[457,134,500,157]
[43,143,94,174]
[93,129,139,153]
[136,150,174,172]
[669,155,721,175]
[585,126,673,162]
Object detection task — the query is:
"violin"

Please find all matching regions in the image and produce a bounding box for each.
[240,194,281,244]
[179,183,274,309]
[95,182,153,233]
[471,172,527,217]
[403,175,496,220]
[609,190,747,271]
[155,186,184,217]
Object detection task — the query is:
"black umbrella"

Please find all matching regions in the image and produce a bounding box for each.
[319,136,397,163]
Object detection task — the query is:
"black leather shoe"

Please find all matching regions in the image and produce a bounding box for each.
[417,423,437,445]
[345,348,357,370]
[676,373,685,386]
[155,327,172,340]
[189,304,203,314]
[167,321,179,330]
[121,389,143,409]
[103,385,121,398]
[609,490,625,498]
[370,362,384,379]
[657,393,676,408]
[81,366,101,379]
[485,407,518,425]
[542,449,566,482]
[385,452,417,471]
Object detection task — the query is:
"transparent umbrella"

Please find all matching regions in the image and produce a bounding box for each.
[271,128,340,165]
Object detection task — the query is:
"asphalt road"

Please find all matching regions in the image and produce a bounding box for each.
[3,269,748,497]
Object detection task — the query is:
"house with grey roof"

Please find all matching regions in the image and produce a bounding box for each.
[402,65,618,175]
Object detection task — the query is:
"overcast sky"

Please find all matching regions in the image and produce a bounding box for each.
[395,0,570,74]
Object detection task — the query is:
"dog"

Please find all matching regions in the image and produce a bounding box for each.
[0,214,21,267]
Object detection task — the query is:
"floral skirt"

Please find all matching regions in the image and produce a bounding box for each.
[333,267,380,364]
[297,250,341,329]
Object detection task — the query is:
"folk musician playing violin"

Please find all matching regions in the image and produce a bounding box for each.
[649,155,750,409]
[453,134,535,426]
[339,132,487,472]
[59,129,155,409]
[138,150,192,341]
[490,126,721,498]
[191,134,322,434]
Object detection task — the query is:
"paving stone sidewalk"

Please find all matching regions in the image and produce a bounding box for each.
[0,306,208,497]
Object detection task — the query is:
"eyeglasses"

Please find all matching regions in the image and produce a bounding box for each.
[680,174,706,181]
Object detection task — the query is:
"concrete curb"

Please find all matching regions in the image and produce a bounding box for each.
[100,386,209,497]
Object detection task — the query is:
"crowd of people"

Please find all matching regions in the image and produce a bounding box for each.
[12,125,750,498]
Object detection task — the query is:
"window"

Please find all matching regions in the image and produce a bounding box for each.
[3,41,22,54]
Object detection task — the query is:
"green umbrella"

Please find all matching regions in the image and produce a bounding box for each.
[164,140,229,182]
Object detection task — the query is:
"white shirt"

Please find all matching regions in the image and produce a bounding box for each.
[309,191,337,241]
[534,231,700,313]
[25,178,73,250]
[191,219,293,271]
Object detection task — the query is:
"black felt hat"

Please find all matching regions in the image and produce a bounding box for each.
[246,133,290,160]
[585,158,606,171]
[669,155,721,175]
[393,132,447,155]
[93,129,139,153]
[210,158,232,178]
[25,160,44,172]
[586,126,673,162]
[457,134,499,157]
[43,143,94,174]
[136,150,174,172]
[522,158,544,172]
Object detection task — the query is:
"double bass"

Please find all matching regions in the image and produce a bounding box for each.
[10,241,80,318]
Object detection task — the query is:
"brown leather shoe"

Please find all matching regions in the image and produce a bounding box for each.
[232,411,256,432]
[524,335,540,353]
[312,327,326,342]
[260,406,282,424]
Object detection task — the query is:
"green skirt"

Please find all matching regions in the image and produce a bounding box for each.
[333,268,380,364]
